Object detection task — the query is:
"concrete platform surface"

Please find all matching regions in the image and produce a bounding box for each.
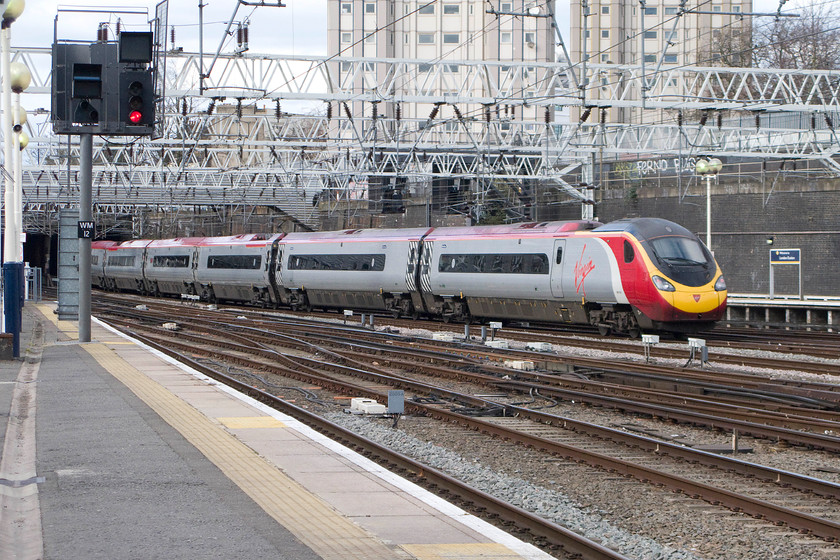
[0,303,554,560]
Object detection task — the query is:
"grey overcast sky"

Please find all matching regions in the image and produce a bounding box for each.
[19,0,787,55]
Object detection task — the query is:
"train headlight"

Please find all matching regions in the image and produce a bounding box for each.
[651,275,676,292]
[714,275,727,291]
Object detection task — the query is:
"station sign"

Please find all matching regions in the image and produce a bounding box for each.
[769,248,801,265]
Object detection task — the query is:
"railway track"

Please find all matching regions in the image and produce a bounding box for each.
[92,296,840,554]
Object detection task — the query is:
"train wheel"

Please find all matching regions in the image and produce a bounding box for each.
[597,325,610,336]
[628,327,641,339]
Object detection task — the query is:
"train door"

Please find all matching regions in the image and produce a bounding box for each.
[550,239,565,298]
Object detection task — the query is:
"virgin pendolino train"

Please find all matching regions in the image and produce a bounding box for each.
[92,217,727,336]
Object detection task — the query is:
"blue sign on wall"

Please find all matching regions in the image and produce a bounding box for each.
[770,249,801,264]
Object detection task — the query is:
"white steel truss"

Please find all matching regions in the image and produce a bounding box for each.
[9,47,840,230]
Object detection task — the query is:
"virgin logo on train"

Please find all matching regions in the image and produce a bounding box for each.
[574,244,595,298]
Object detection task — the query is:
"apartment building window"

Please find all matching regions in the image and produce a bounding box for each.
[341,3,352,14]
[443,4,460,14]
[601,30,609,38]
[418,63,432,72]
[501,32,512,43]
[363,62,375,72]
[341,32,352,43]
[665,7,678,14]
[340,61,352,71]
[584,30,590,38]
[644,30,657,39]
[601,6,610,13]
[644,7,657,15]
[443,33,460,44]
[419,5,434,14]
[732,5,741,12]
[525,32,535,44]
[712,5,721,11]
[444,64,460,72]
[418,33,434,44]
[365,34,376,44]
[644,54,656,62]
[601,53,609,62]
[501,2,512,11]
[663,54,678,63]
[365,2,375,13]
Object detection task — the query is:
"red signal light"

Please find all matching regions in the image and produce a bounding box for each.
[129,110,142,124]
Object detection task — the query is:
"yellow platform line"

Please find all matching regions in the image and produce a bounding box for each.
[35,305,402,560]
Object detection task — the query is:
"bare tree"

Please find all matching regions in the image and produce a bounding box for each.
[753,4,840,70]
[709,5,840,70]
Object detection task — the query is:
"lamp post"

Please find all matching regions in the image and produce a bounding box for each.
[695,157,722,251]
[1,0,26,358]
[11,61,30,263]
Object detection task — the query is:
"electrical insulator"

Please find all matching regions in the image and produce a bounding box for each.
[372,102,378,120]
[699,112,708,127]
[453,105,462,120]
[717,113,722,129]
[244,27,249,44]
[428,105,440,120]
[343,102,352,120]
[171,27,175,46]
[580,108,592,122]
[486,106,492,123]
[236,98,242,119]
[207,99,215,115]
[181,98,187,116]
[825,114,834,129]
[237,26,243,46]
[275,100,281,119]
[396,104,401,122]
[811,115,817,130]
[600,108,606,125]
[326,102,332,121]
[544,107,550,124]
[755,114,760,130]
[677,111,683,127]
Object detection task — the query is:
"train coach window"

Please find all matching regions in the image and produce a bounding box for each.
[207,255,262,270]
[556,247,563,264]
[439,253,548,274]
[288,254,386,271]
[624,240,635,263]
[107,255,135,267]
[151,255,190,268]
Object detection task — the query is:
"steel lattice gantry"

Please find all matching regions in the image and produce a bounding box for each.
[8,46,840,232]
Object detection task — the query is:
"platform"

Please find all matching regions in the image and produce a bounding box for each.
[0,303,554,560]
[726,294,840,331]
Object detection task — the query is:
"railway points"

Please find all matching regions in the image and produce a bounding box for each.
[0,303,565,560]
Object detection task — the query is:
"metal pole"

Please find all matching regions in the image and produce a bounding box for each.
[79,134,92,342]
[706,174,711,251]
[2,26,14,264]
[13,90,22,262]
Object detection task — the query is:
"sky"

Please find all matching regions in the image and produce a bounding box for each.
[17,0,789,57]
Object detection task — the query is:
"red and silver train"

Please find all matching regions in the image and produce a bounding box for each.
[92,218,727,336]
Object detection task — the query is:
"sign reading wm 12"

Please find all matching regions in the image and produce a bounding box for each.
[78,221,95,239]
[769,248,801,265]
